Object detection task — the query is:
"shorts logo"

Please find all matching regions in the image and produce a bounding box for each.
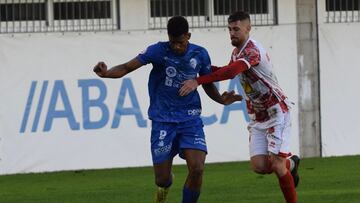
[155,130,170,152]
[159,130,167,139]
[154,143,172,155]
[269,141,276,148]
[194,137,206,146]
[267,133,280,141]
[158,141,164,147]
[158,130,167,147]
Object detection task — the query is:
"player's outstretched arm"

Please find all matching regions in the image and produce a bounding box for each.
[179,59,249,96]
[202,83,242,105]
[93,57,143,78]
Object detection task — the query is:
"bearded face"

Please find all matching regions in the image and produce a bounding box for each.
[228,20,251,48]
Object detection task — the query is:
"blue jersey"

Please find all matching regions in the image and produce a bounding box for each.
[137,41,211,122]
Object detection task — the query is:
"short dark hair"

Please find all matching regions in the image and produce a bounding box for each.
[228,11,250,23]
[167,16,189,37]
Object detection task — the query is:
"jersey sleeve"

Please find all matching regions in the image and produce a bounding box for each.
[136,43,161,65]
[211,65,221,72]
[198,48,212,76]
[196,59,249,85]
[242,45,261,67]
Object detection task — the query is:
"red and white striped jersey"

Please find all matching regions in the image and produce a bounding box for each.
[230,38,289,122]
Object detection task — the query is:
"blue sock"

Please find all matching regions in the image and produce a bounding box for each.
[182,187,200,203]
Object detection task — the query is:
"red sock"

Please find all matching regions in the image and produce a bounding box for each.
[278,171,297,203]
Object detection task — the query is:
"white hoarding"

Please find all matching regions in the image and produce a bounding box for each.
[0,27,299,174]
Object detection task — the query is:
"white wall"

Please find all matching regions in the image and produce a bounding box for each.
[0,24,299,174]
[277,0,296,24]
[120,0,148,30]
[0,0,317,174]
[318,23,360,156]
[1,0,359,175]
[317,0,360,156]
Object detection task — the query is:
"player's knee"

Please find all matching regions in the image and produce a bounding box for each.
[252,165,271,174]
[253,168,268,174]
[251,161,272,174]
[155,174,172,187]
[270,162,280,172]
[188,165,204,180]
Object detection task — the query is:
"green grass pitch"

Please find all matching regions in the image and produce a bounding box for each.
[0,155,359,202]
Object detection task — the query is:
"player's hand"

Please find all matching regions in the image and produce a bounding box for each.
[179,79,199,96]
[93,61,107,77]
[220,90,243,105]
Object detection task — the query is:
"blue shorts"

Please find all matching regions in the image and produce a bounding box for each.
[150,118,207,164]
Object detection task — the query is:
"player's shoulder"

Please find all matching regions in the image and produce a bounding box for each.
[243,38,262,55]
[189,43,206,51]
[247,39,259,48]
[142,41,168,55]
[148,41,167,49]
[188,43,209,56]
[247,38,265,50]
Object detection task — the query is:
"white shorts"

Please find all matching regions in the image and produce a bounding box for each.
[248,103,292,158]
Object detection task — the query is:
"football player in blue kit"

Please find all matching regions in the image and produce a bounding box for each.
[93,16,242,203]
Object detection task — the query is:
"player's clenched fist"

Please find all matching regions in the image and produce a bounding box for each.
[93,61,107,77]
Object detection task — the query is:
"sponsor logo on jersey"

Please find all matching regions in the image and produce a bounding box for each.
[190,58,197,69]
[166,66,177,77]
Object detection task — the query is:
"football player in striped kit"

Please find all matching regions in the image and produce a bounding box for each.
[179,11,300,203]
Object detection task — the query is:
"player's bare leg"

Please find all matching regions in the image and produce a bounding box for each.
[269,153,297,203]
[250,154,273,174]
[182,149,206,203]
[154,159,174,203]
[251,154,300,185]
[250,154,297,203]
